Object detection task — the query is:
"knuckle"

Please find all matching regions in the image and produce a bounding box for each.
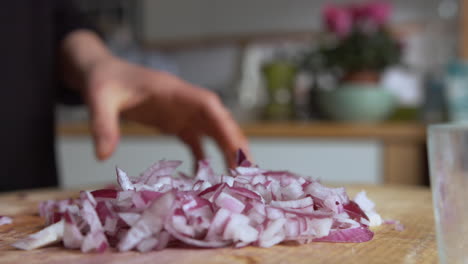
[200,91,224,112]
[204,91,221,105]
[88,79,109,99]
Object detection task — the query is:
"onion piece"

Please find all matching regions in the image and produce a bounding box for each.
[116,167,135,191]
[259,218,287,247]
[215,192,245,213]
[236,149,252,167]
[354,191,382,227]
[0,216,12,226]
[196,160,218,184]
[271,197,313,209]
[223,213,258,244]
[137,237,159,252]
[12,220,64,250]
[139,160,182,184]
[63,211,84,249]
[314,227,374,243]
[205,208,231,240]
[81,200,103,232]
[164,214,230,248]
[91,189,118,199]
[119,212,141,226]
[343,201,369,223]
[81,231,108,253]
[118,191,175,252]
[384,219,405,231]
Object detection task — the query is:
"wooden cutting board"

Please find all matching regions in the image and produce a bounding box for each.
[0,185,437,264]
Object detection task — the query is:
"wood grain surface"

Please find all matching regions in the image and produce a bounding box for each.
[57,121,427,141]
[0,185,437,264]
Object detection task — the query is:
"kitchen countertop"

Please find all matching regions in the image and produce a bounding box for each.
[0,185,437,264]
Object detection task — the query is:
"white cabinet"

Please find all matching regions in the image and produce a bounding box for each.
[57,136,382,188]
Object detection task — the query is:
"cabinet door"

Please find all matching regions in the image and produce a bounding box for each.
[57,136,381,188]
[245,138,381,184]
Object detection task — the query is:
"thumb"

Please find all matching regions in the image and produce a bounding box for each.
[89,90,121,161]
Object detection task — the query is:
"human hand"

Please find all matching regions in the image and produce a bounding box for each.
[83,56,250,168]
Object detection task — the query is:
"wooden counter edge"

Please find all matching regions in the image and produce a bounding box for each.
[57,121,427,142]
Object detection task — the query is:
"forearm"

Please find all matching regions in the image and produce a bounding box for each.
[59,29,113,92]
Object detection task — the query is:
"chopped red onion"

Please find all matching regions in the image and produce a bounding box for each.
[384,219,405,231]
[12,152,382,252]
[0,216,12,226]
[313,226,374,243]
[91,189,117,199]
[354,191,382,226]
[12,220,64,250]
[116,167,135,191]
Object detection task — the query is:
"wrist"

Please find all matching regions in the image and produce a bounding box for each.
[60,29,114,91]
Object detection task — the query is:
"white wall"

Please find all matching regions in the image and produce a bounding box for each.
[168,45,241,92]
[57,136,382,188]
[141,0,442,42]
[137,0,451,99]
[142,0,321,41]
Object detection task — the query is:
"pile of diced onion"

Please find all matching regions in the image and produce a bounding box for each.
[13,152,382,252]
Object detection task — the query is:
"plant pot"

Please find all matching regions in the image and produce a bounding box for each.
[342,71,381,83]
[318,83,396,122]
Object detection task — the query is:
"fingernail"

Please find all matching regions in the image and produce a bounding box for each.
[96,136,110,160]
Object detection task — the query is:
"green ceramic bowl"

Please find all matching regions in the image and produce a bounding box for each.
[318,84,396,122]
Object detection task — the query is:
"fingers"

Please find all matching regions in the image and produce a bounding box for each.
[88,87,121,160]
[179,131,205,171]
[201,93,251,168]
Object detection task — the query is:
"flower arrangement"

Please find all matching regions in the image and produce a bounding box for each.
[303,1,401,82]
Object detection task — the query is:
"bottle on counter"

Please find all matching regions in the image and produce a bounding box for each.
[262,58,297,120]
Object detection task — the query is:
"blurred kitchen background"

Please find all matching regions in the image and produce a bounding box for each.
[57,0,463,188]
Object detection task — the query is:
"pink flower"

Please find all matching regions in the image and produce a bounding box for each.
[349,3,367,20]
[361,1,391,25]
[323,4,353,37]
